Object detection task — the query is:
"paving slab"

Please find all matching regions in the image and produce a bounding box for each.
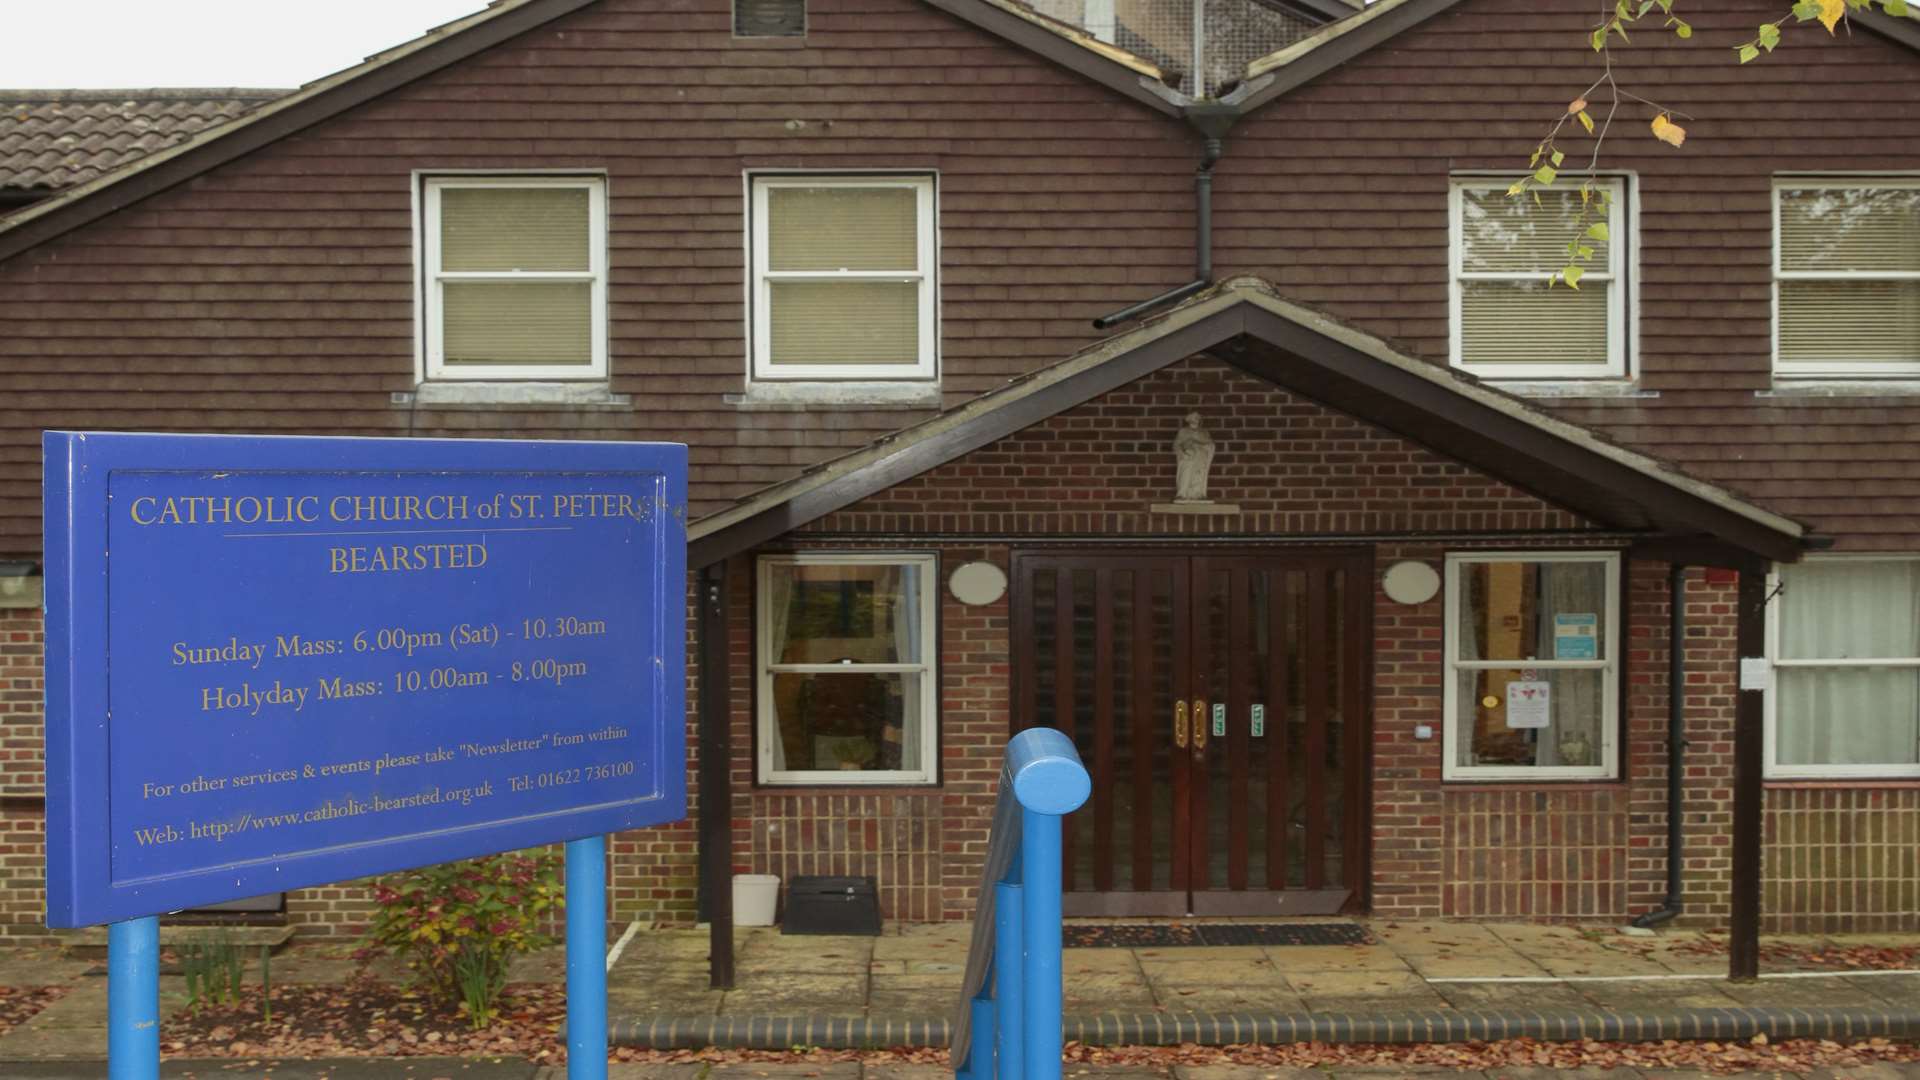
[720,972,869,1015]
[1153,983,1311,1013]
[1845,973,1920,1007]
[1571,979,1745,1011]
[610,976,726,1016]
[1063,951,1151,977]
[1482,1069,1644,1080]
[1802,1064,1920,1080]
[1061,1066,1174,1080]
[1287,970,1450,1013]
[1262,945,1411,975]
[701,1065,862,1080]
[1717,975,1898,1010]
[1428,979,1594,1011]
[603,1066,706,1080]
[861,1066,958,1080]
[1064,973,1162,1010]
[1369,920,1511,954]
[868,973,962,1013]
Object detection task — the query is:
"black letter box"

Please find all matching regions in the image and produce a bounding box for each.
[781,874,881,936]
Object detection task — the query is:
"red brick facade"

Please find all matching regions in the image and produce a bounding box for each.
[1,0,1917,939]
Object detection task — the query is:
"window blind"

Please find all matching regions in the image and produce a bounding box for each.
[1460,187,1603,274]
[440,186,591,272]
[1459,280,1611,367]
[768,186,918,272]
[768,280,919,365]
[442,282,594,366]
[1779,186,1920,273]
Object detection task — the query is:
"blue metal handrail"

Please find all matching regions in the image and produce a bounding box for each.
[952,728,1091,1080]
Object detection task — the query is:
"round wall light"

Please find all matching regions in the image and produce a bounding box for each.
[949,561,1009,606]
[1382,560,1441,605]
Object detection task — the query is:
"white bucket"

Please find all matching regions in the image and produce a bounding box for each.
[733,873,780,926]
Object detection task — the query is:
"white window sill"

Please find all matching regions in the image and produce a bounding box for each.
[1484,380,1657,400]
[1757,380,1920,399]
[394,382,630,408]
[727,381,943,411]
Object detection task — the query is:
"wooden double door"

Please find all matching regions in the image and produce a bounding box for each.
[1012,551,1370,916]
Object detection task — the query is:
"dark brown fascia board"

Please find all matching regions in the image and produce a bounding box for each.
[688,310,1244,566]
[1855,7,1920,53]
[1628,536,1772,572]
[1227,0,1464,114]
[0,0,600,266]
[1236,305,1808,563]
[917,0,1185,117]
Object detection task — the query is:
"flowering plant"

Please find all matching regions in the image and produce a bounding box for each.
[360,849,564,1027]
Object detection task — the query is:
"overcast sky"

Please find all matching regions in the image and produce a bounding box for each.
[2,1,495,89]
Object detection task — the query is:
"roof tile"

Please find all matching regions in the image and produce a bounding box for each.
[0,89,287,192]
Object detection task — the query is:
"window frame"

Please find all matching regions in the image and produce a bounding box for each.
[1772,176,1920,379]
[1763,555,1920,780]
[747,173,938,383]
[1448,176,1631,380]
[1442,550,1623,782]
[419,174,609,383]
[755,552,941,787]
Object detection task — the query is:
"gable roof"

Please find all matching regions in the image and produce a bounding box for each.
[0,89,286,195]
[688,277,1811,567]
[0,0,597,263]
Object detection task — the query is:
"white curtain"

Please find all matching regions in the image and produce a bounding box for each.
[1777,561,1920,766]
[892,565,923,774]
[764,566,793,771]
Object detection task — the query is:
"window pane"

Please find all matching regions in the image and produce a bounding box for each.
[1460,280,1611,367]
[442,281,592,367]
[440,186,590,272]
[768,186,918,272]
[1779,186,1920,273]
[766,561,922,664]
[1778,279,1920,367]
[1460,186,1607,273]
[1779,561,1920,661]
[1776,667,1920,767]
[769,280,919,366]
[769,671,924,772]
[1455,668,1606,769]
[1457,560,1608,662]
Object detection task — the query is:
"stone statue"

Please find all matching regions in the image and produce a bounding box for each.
[1172,411,1215,503]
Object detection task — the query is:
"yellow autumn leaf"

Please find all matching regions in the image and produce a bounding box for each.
[1651,113,1687,148]
[1818,0,1845,33]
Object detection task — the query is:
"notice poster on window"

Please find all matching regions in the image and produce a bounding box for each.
[1506,680,1551,729]
[1553,613,1599,660]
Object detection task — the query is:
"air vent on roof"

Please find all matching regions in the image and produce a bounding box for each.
[735,0,805,37]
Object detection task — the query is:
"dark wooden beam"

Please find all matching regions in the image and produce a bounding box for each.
[696,561,735,990]
[1729,558,1769,981]
[1629,536,1768,571]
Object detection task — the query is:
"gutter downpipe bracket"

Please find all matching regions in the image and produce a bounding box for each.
[1092,105,1240,330]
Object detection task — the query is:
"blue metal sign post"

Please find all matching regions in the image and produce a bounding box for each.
[44,432,687,1079]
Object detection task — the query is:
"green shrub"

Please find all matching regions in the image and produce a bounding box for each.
[360,850,564,1027]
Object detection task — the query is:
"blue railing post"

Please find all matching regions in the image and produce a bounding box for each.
[993,879,1026,1080]
[1019,808,1063,1080]
[107,915,160,1080]
[951,728,1090,1080]
[566,835,608,1080]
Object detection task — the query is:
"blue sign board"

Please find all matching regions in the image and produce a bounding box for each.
[43,433,687,928]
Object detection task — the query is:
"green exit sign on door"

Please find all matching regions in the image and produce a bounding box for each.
[1251,704,1265,737]
[1212,703,1226,737]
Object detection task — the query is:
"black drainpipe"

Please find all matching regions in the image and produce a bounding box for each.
[1632,562,1689,929]
[1093,107,1237,329]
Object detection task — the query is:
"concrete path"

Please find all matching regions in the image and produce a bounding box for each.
[603,920,1920,1026]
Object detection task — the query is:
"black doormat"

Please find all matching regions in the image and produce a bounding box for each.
[1062,922,1370,948]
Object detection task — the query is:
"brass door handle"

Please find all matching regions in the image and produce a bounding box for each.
[1192,698,1208,750]
[1174,700,1189,748]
